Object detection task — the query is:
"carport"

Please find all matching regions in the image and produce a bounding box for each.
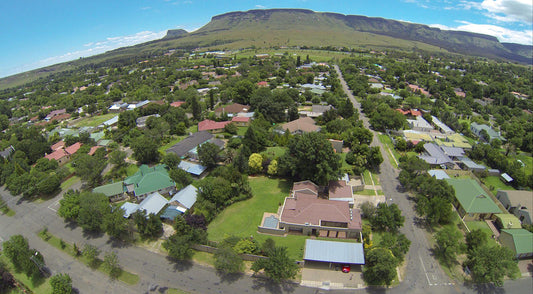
[303,239,365,268]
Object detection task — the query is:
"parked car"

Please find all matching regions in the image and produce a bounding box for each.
[342,264,350,273]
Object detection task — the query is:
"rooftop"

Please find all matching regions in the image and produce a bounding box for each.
[328,180,353,201]
[198,119,231,132]
[304,239,365,264]
[124,164,175,197]
[93,181,125,197]
[445,178,501,214]
[169,184,198,209]
[500,229,533,255]
[282,117,320,133]
[166,131,214,157]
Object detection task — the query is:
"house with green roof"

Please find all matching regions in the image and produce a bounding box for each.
[445,178,502,221]
[93,181,126,202]
[124,164,175,200]
[499,229,533,259]
[494,214,522,230]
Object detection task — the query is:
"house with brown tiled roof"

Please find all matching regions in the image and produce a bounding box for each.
[44,109,66,121]
[407,84,430,97]
[170,101,186,108]
[231,116,250,127]
[198,119,231,133]
[214,103,250,117]
[328,180,354,204]
[279,181,362,239]
[44,142,83,165]
[281,117,320,134]
[51,141,66,151]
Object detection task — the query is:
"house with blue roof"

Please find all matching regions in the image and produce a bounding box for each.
[178,161,207,177]
[169,184,198,211]
[120,192,168,218]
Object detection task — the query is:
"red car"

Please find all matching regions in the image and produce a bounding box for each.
[342,265,350,273]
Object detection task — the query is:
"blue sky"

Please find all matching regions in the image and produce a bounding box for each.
[1,0,531,78]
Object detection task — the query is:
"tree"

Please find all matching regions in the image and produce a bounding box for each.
[161,153,181,170]
[58,190,81,221]
[465,245,519,286]
[190,95,202,121]
[82,244,100,268]
[103,207,128,239]
[50,273,72,294]
[131,135,159,164]
[248,153,263,174]
[261,238,276,256]
[0,265,16,293]
[77,192,110,232]
[224,122,238,135]
[2,235,43,277]
[279,132,341,185]
[36,174,60,196]
[74,153,106,188]
[251,246,298,282]
[242,126,268,154]
[133,210,162,238]
[109,150,128,168]
[267,159,278,176]
[370,203,405,232]
[169,168,192,188]
[378,232,411,264]
[164,234,194,260]
[214,246,243,274]
[363,248,398,286]
[198,142,220,168]
[118,111,137,130]
[103,252,121,279]
[434,226,463,266]
[465,229,488,252]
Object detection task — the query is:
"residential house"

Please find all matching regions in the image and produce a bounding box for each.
[136,114,160,129]
[418,143,454,167]
[108,102,128,113]
[231,116,251,127]
[279,181,362,239]
[44,109,66,121]
[438,133,472,150]
[93,181,126,202]
[198,119,231,133]
[100,116,119,128]
[428,170,450,180]
[445,178,501,221]
[494,214,522,230]
[178,161,207,177]
[170,101,186,108]
[120,192,168,218]
[470,122,505,142]
[328,180,354,205]
[166,131,221,159]
[300,105,333,118]
[124,164,175,200]
[496,190,533,225]
[0,145,15,160]
[281,117,320,134]
[44,142,82,165]
[431,116,454,134]
[214,103,250,117]
[168,184,198,212]
[458,157,487,172]
[407,116,434,132]
[87,146,102,156]
[499,229,533,259]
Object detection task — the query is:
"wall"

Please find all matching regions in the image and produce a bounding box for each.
[257,226,286,235]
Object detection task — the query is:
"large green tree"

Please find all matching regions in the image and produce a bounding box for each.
[74,153,106,188]
[131,135,159,164]
[214,246,243,274]
[363,248,398,286]
[77,192,110,232]
[50,273,72,294]
[251,246,298,282]
[2,235,44,277]
[198,142,220,168]
[465,245,519,286]
[279,132,341,185]
[370,203,405,233]
[434,226,463,266]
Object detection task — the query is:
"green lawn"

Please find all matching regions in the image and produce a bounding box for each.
[207,177,312,260]
[515,153,532,176]
[0,254,52,294]
[363,170,372,185]
[483,176,514,192]
[465,221,498,247]
[158,135,186,152]
[237,126,249,136]
[125,164,139,176]
[37,230,139,285]
[355,189,384,196]
[262,146,287,159]
[60,176,80,190]
[0,199,16,216]
[74,113,118,127]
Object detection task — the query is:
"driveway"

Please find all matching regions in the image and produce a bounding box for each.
[301,261,364,289]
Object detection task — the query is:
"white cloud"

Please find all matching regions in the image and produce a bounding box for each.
[20,30,167,75]
[430,21,532,44]
[480,0,532,23]
[255,5,266,9]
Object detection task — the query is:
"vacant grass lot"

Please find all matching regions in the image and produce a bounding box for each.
[207,177,314,260]
[74,113,117,127]
[482,176,514,192]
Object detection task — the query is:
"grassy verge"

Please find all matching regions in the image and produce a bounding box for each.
[354,189,384,196]
[60,176,80,190]
[0,254,51,294]
[207,177,311,260]
[464,221,499,247]
[166,288,190,294]
[192,250,215,267]
[377,134,399,168]
[37,229,139,285]
[0,199,16,216]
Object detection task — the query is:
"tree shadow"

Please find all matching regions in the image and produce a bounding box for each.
[365,285,389,294]
[106,237,133,249]
[251,276,297,294]
[165,256,193,272]
[82,229,104,240]
[63,220,79,230]
[216,271,243,284]
[463,282,506,294]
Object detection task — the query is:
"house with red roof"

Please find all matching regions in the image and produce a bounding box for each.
[44,142,83,165]
[407,84,430,97]
[198,119,231,133]
[170,101,186,108]
[88,146,102,156]
[257,81,269,87]
[231,116,250,127]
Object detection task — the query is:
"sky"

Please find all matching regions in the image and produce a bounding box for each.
[1,0,531,78]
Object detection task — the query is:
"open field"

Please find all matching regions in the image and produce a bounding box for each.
[73,113,118,127]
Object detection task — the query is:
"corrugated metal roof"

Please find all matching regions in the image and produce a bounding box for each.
[137,192,168,216]
[178,161,207,176]
[428,170,450,180]
[121,202,139,218]
[304,239,365,264]
[169,184,198,209]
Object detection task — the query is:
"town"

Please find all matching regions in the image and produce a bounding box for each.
[0,45,532,294]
